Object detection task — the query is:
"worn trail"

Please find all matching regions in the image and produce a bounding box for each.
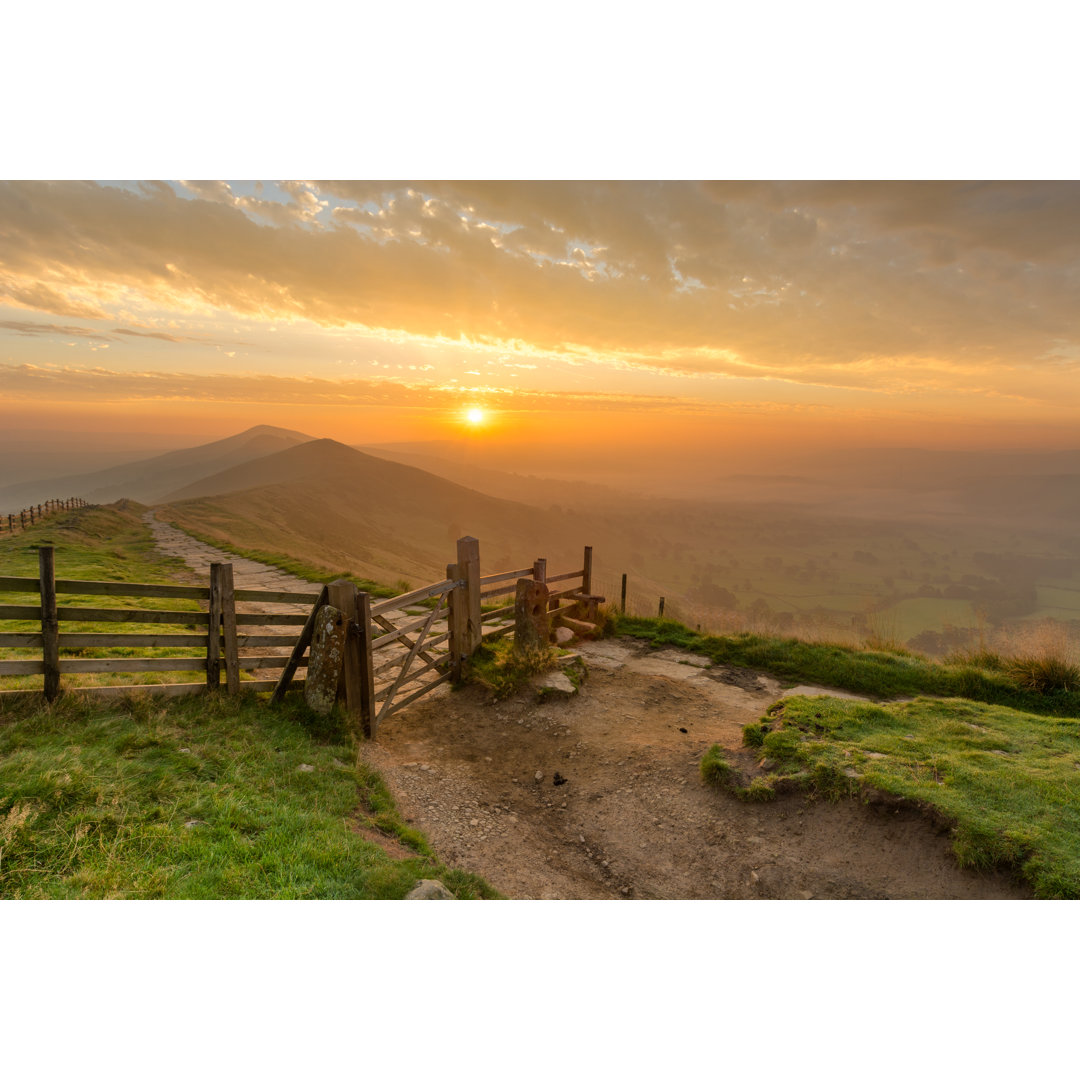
[362,638,1031,900]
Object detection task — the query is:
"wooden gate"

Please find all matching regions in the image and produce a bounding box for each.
[270,536,598,739]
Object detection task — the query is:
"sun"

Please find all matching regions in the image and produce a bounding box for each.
[466,407,484,425]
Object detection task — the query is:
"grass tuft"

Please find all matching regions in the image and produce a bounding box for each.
[466,638,559,700]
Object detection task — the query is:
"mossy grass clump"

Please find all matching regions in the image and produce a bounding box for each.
[700,745,776,802]
[466,638,559,700]
[739,693,1080,898]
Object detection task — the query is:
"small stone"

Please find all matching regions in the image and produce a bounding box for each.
[554,626,575,645]
[179,748,190,754]
[798,891,814,900]
[183,819,206,829]
[484,756,492,762]
[420,764,431,771]
[470,819,480,826]
[297,764,315,772]
[405,879,455,900]
[535,770,543,781]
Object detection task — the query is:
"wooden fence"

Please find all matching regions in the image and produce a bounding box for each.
[0,537,602,739]
[0,498,90,533]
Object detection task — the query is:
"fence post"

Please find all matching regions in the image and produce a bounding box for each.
[356,590,376,739]
[328,579,375,735]
[39,545,60,703]
[659,597,665,618]
[207,563,223,688]
[457,536,482,656]
[620,573,627,613]
[447,561,464,682]
[532,557,547,584]
[220,563,240,694]
[582,545,593,595]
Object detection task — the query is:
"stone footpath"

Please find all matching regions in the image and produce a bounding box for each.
[143,511,317,607]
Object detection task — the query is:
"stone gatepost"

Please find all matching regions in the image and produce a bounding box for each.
[514,578,551,652]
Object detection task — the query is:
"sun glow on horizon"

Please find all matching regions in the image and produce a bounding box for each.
[466,407,485,425]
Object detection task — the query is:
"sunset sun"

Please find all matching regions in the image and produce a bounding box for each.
[466,407,484,425]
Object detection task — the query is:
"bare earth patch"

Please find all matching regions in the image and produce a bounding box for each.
[361,638,1032,899]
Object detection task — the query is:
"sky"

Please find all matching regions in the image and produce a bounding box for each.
[3,179,1080,458]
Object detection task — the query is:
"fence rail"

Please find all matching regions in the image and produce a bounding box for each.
[1,538,605,738]
[0,498,91,533]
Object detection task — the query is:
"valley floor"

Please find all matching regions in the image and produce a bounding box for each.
[361,638,1031,900]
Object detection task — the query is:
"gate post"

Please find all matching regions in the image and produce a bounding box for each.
[328,579,376,738]
[457,536,482,656]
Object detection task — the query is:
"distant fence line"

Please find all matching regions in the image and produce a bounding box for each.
[0,498,91,534]
[0,538,603,739]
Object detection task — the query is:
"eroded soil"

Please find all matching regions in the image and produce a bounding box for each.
[362,638,1032,900]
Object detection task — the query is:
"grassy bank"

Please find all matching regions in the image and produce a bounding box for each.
[0,689,496,899]
[616,614,1080,718]
[721,695,1080,899]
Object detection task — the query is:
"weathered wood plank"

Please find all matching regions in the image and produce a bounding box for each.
[57,633,209,648]
[270,585,327,704]
[58,657,207,673]
[56,580,209,600]
[582,546,593,595]
[371,611,443,651]
[232,588,322,604]
[234,612,309,626]
[478,566,534,586]
[0,659,45,675]
[480,604,515,623]
[480,582,522,601]
[237,655,309,670]
[0,633,43,647]
[546,569,585,584]
[49,607,210,625]
[0,576,39,592]
[481,623,515,642]
[380,670,451,718]
[0,605,45,619]
[40,547,60,702]
[369,578,458,617]
[237,634,303,649]
[373,654,445,701]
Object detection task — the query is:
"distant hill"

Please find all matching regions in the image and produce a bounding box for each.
[0,425,314,510]
[159,438,608,584]
[356,442,631,511]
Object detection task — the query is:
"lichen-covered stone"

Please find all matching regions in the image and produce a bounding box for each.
[304,604,347,715]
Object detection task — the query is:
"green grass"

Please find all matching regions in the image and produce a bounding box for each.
[0,689,497,899]
[466,637,559,700]
[154,519,402,598]
[733,694,1080,898]
[615,614,1080,718]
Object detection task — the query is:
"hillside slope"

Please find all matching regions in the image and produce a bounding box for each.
[159,438,609,584]
[0,425,314,510]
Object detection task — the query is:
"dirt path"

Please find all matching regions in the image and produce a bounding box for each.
[363,638,1032,899]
